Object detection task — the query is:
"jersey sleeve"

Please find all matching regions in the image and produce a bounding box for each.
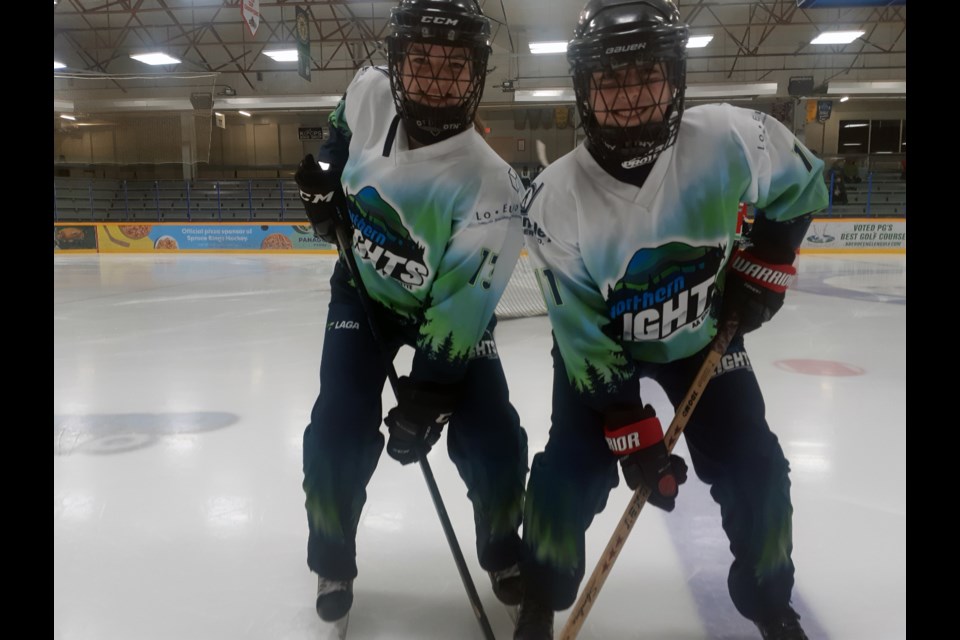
[317,74,359,173]
[523,181,638,411]
[410,168,525,384]
[317,67,381,171]
[730,107,829,224]
[315,96,352,171]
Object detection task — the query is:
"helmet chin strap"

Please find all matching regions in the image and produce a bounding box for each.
[586,136,658,188]
[589,123,668,167]
[587,106,681,183]
[402,103,469,145]
[387,36,488,147]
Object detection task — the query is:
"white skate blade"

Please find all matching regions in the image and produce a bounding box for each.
[323,613,349,640]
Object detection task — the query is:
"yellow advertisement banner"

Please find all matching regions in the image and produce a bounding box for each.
[97,224,157,252]
[90,223,336,253]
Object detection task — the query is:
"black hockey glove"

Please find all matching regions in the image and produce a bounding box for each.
[385,377,460,466]
[604,404,688,512]
[294,153,346,244]
[722,244,797,335]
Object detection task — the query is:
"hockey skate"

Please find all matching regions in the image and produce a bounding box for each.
[489,563,522,622]
[513,593,554,640]
[316,576,352,639]
[754,606,809,640]
[489,563,523,605]
[322,616,349,640]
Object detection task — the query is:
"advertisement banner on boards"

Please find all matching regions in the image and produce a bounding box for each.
[94,224,335,253]
[801,219,905,251]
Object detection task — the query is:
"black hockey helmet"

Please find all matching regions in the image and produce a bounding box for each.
[568,0,688,169]
[386,0,492,144]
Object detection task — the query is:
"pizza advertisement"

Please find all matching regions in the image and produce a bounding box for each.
[82,223,337,253]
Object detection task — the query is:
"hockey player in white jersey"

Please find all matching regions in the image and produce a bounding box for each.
[516,1,828,639]
[295,0,528,629]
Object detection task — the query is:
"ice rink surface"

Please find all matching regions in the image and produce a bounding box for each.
[54,252,905,640]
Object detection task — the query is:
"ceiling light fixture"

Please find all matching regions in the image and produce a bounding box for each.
[686,35,714,48]
[53,95,344,113]
[685,82,778,98]
[827,81,905,95]
[810,31,864,45]
[528,41,568,55]
[513,82,778,103]
[218,95,343,109]
[130,52,181,66]
[514,88,575,102]
[263,49,299,62]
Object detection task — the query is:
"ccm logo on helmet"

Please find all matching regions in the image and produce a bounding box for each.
[421,16,459,25]
[605,42,647,54]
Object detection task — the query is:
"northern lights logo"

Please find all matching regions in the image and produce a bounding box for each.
[607,242,726,341]
[348,186,430,288]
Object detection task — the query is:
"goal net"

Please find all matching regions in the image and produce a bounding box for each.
[496,251,547,319]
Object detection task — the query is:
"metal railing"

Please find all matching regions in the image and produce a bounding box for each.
[53,178,306,222]
[823,170,906,217]
[54,171,906,222]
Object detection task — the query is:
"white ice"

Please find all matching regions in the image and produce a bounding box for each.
[54,252,905,640]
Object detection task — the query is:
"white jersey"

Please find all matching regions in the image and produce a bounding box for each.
[523,103,828,402]
[328,66,525,379]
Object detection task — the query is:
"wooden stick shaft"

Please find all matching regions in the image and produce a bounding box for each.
[559,317,740,640]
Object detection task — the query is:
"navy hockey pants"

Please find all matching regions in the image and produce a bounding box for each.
[520,335,795,622]
[303,262,528,581]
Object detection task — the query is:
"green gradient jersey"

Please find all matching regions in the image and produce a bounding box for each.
[523,104,828,406]
[323,67,525,382]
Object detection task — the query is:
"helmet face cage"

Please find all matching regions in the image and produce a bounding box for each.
[569,2,688,168]
[387,1,491,144]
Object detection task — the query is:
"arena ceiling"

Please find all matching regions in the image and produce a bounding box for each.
[53,1,906,111]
